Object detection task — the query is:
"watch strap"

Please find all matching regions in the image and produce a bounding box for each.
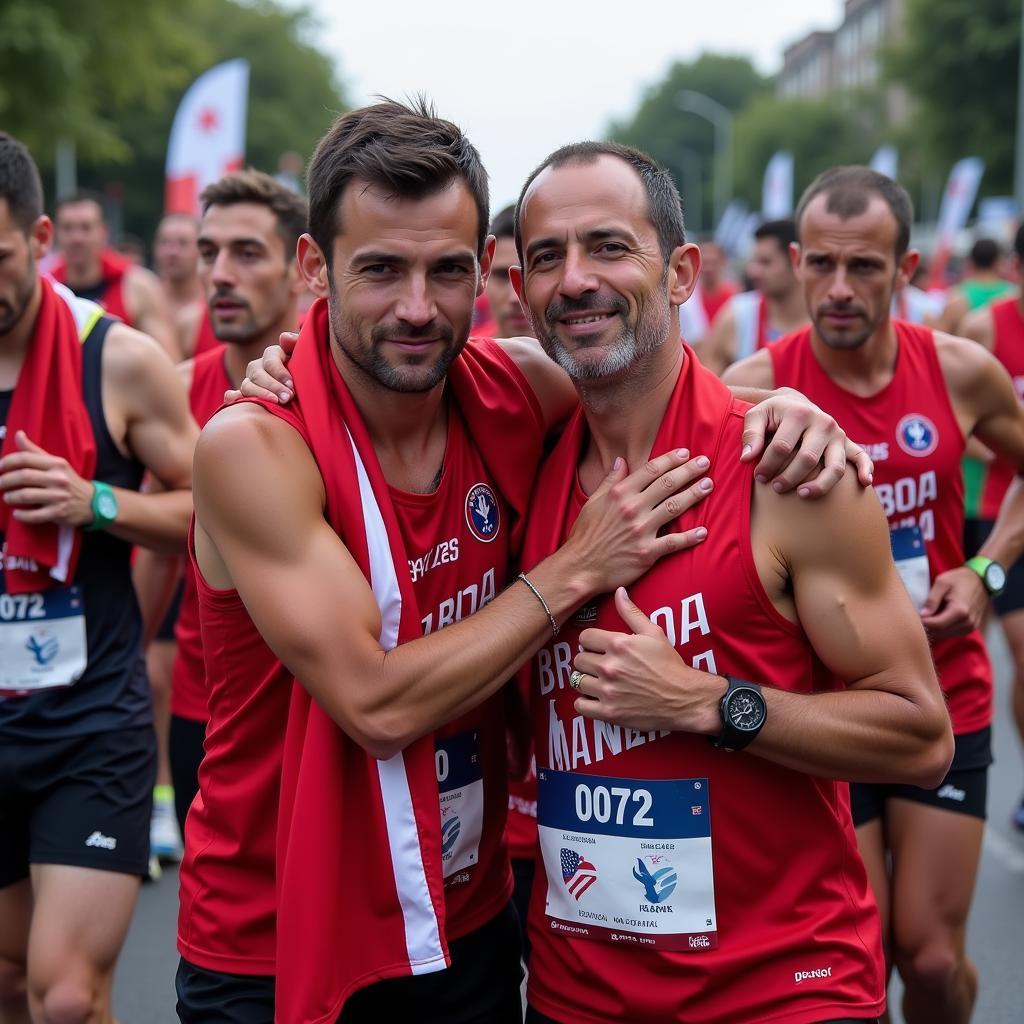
[965,555,1003,595]
[711,675,766,752]
[86,480,117,532]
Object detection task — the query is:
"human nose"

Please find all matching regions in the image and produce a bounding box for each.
[558,249,599,298]
[394,273,438,326]
[827,266,854,304]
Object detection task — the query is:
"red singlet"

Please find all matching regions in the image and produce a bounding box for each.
[390,405,515,938]
[523,350,884,1024]
[770,322,993,735]
[169,348,231,724]
[977,298,1024,518]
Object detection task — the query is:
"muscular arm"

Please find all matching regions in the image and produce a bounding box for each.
[125,266,179,360]
[572,473,952,787]
[104,324,197,550]
[746,474,952,783]
[194,406,707,759]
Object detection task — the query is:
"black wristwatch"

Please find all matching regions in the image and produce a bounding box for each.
[965,556,1007,597]
[711,676,767,752]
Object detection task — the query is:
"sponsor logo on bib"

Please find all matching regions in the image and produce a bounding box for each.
[896,414,938,458]
[633,855,677,904]
[441,813,462,855]
[465,483,500,543]
[561,848,598,900]
[26,631,59,667]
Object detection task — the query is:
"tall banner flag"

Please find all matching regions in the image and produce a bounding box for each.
[165,59,250,216]
[714,199,749,255]
[762,151,794,219]
[930,156,985,287]
[870,145,899,181]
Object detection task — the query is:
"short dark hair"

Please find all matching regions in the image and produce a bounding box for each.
[54,189,105,218]
[968,237,1001,270]
[489,204,516,241]
[0,132,44,232]
[306,98,489,266]
[200,169,308,260]
[795,166,913,257]
[754,219,797,253]
[514,141,686,264]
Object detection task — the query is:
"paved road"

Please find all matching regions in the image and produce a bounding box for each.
[114,629,1024,1022]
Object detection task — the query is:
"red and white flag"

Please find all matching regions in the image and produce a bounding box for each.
[165,59,250,216]
[930,157,985,287]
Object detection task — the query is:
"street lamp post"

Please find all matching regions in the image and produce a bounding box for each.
[675,90,733,232]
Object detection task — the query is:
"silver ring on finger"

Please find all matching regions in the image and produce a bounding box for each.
[569,669,584,691]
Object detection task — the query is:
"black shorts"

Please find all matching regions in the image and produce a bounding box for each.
[175,958,273,1024]
[169,713,206,834]
[963,518,1024,615]
[155,578,185,643]
[850,727,992,826]
[339,901,523,1024]
[526,1011,877,1024]
[0,725,156,887]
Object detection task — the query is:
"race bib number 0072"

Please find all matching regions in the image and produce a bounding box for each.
[538,769,717,951]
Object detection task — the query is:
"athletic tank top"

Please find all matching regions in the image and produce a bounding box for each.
[0,317,149,739]
[972,298,1024,520]
[177,517,292,974]
[770,323,993,735]
[389,405,514,939]
[192,309,222,358]
[72,275,131,326]
[962,278,1015,312]
[170,348,231,723]
[732,291,780,363]
[523,351,884,1024]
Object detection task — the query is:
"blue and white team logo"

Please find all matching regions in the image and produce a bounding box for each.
[441,812,462,856]
[25,631,59,667]
[633,855,677,905]
[465,483,500,544]
[896,414,938,458]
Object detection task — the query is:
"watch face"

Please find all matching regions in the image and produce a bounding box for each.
[97,493,118,519]
[987,563,1007,592]
[727,688,766,732]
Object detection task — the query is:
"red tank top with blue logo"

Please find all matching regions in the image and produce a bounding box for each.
[770,322,993,735]
[389,404,515,939]
[521,350,884,1024]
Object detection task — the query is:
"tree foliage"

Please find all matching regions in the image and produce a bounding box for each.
[609,54,769,233]
[731,90,885,210]
[885,0,1020,199]
[0,0,347,246]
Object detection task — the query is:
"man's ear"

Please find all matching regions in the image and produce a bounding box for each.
[667,242,701,306]
[477,234,496,297]
[296,233,329,298]
[896,248,921,291]
[29,215,53,261]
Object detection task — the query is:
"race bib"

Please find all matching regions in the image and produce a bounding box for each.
[890,525,930,610]
[435,729,484,880]
[538,769,718,951]
[0,586,87,693]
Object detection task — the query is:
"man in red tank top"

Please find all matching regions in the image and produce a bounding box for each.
[206,104,876,1023]
[508,143,951,1024]
[961,223,1024,831]
[52,191,178,357]
[136,172,307,861]
[725,166,1024,1024]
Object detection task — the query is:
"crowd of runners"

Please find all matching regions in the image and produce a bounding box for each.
[1,96,1023,1024]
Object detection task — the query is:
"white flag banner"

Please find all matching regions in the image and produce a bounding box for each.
[762,151,794,219]
[931,157,985,285]
[713,199,748,254]
[165,59,250,216]
[869,145,899,181]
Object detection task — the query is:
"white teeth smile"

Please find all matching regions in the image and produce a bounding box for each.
[564,313,613,325]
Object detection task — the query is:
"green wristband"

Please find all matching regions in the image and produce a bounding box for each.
[86,481,119,532]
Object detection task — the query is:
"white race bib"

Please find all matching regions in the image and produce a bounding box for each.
[435,729,484,880]
[0,585,87,693]
[890,525,930,610]
[538,769,718,951]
